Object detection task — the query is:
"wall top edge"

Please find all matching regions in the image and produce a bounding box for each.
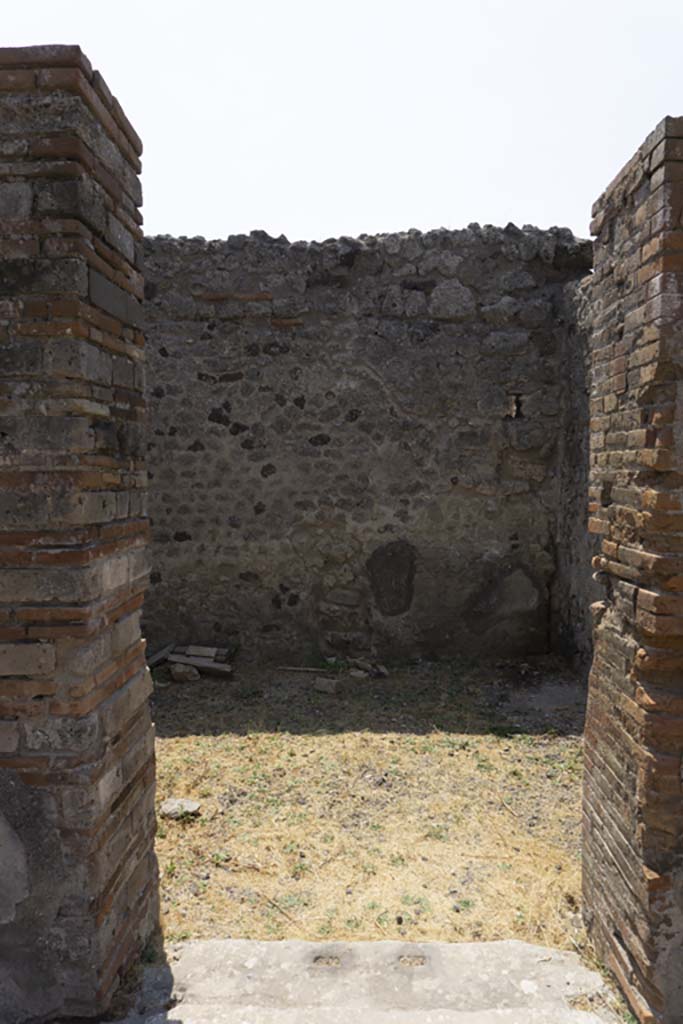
[0,43,92,74]
[144,222,592,259]
[0,44,142,158]
[590,114,683,225]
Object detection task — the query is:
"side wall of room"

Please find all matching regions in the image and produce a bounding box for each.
[583,116,683,1024]
[0,46,156,1022]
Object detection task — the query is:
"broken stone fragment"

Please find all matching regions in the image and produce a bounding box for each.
[168,653,233,677]
[348,657,390,678]
[159,798,201,820]
[348,657,374,672]
[170,662,201,683]
[314,677,339,694]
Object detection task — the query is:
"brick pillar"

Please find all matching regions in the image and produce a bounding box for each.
[0,46,156,1022]
[584,117,683,1024]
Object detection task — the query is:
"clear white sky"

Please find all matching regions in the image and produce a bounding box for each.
[6,0,683,241]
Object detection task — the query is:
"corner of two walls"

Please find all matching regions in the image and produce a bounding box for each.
[551,275,603,670]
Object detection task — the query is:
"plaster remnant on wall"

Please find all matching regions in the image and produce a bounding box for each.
[0,812,29,925]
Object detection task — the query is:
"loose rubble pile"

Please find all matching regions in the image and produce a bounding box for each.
[148,643,235,682]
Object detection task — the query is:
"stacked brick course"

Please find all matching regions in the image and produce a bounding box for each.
[584,117,683,1023]
[0,46,156,1021]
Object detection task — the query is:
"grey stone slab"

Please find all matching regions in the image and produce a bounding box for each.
[123,1010,606,1023]
[89,267,143,327]
[109,939,618,1024]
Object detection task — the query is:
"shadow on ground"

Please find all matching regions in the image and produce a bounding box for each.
[151,655,587,740]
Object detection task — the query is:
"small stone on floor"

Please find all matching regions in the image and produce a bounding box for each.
[160,798,201,819]
[170,663,201,683]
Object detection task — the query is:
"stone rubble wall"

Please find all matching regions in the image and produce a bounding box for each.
[582,116,683,1024]
[143,226,593,662]
[0,46,156,1022]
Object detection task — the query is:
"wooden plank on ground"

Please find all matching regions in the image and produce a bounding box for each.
[147,642,175,668]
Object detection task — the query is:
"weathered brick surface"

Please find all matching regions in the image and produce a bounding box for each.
[143,228,595,662]
[583,116,683,1024]
[0,46,156,1023]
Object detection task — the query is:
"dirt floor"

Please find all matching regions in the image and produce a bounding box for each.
[150,654,596,956]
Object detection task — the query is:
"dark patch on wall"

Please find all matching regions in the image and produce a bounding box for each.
[366,540,417,616]
[464,562,546,654]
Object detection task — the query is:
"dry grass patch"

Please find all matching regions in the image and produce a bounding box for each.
[152,657,586,951]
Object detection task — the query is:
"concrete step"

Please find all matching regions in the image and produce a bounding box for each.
[112,939,618,1024]
[134,1009,607,1024]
